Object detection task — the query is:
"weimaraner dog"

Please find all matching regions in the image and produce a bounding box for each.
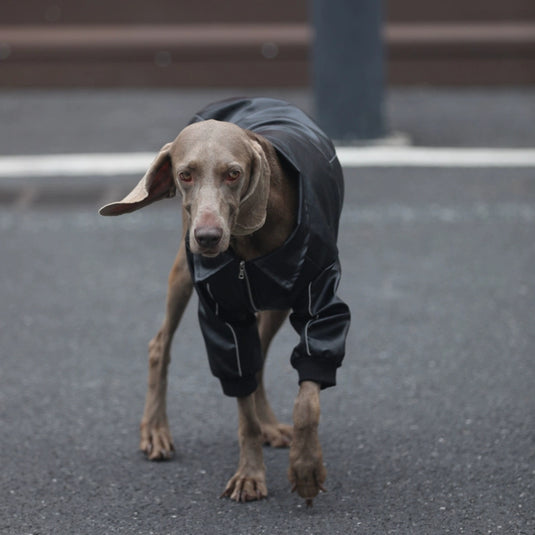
[100,98,350,504]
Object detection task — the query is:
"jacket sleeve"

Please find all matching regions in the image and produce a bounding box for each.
[197,291,263,397]
[289,261,351,389]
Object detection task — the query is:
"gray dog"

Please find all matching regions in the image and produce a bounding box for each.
[100,98,350,504]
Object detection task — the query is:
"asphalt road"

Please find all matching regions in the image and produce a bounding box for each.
[1,89,534,534]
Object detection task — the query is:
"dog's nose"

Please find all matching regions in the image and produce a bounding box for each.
[194,227,223,249]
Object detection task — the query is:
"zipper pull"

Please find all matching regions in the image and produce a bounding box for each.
[238,260,245,280]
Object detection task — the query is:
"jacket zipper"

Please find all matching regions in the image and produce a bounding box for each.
[238,260,258,312]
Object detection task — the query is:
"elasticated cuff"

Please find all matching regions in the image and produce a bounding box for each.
[219,375,258,398]
[293,358,338,390]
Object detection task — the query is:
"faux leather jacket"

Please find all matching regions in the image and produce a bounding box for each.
[186,98,351,397]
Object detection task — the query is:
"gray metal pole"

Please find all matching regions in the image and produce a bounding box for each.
[312,0,385,142]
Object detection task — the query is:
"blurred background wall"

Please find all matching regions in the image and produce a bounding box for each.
[1,0,534,88]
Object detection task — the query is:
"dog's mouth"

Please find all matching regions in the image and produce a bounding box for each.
[190,240,224,257]
[199,249,222,258]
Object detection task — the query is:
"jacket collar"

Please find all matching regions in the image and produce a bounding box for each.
[189,174,309,292]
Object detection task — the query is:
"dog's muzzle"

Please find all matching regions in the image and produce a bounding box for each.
[194,226,223,253]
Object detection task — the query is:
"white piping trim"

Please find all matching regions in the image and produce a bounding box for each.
[304,280,314,357]
[205,283,219,316]
[328,153,339,165]
[304,320,313,357]
[307,280,313,317]
[225,322,242,377]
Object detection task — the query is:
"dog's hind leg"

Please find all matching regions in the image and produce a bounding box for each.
[254,309,293,447]
[140,219,193,460]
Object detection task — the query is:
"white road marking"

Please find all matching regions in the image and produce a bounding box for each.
[0,146,535,178]
[0,152,156,178]
[335,146,535,168]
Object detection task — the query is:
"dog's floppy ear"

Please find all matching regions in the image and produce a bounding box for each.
[99,144,175,216]
[232,134,271,235]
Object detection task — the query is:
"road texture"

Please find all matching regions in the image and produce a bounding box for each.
[1,89,534,534]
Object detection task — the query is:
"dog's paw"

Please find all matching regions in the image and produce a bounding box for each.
[288,450,327,503]
[261,422,293,448]
[139,422,174,461]
[221,470,268,502]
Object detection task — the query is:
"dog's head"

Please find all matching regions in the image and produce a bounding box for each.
[99,120,270,256]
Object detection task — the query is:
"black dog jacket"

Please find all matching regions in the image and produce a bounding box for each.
[185,98,351,397]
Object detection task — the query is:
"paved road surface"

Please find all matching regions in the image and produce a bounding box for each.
[1,89,534,534]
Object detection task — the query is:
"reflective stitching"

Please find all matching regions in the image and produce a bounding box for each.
[307,281,313,317]
[206,283,219,316]
[304,319,313,357]
[305,281,313,356]
[225,322,242,377]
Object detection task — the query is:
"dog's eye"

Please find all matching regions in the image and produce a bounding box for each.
[227,170,241,181]
[179,171,192,183]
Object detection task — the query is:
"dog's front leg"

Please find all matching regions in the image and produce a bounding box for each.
[140,229,193,460]
[288,381,326,505]
[222,394,267,502]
